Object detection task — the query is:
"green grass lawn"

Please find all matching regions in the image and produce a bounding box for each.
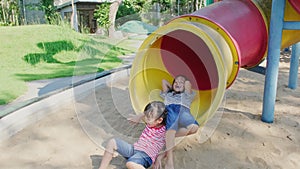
[0,25,143,105]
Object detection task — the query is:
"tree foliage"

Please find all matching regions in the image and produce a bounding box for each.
[0,0,60,26]
[116,0,173,18]
[116,0,141,19]
[174,0,205,15]
[0,0,206,28]
[115,0,144,26]
[0,0,20,26]
[93,0,207,36]
[40,0,60,24]
[94,2,111,33]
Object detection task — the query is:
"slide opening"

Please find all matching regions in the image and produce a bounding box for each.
[129,23,228,124]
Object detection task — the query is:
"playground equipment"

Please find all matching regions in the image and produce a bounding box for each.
[262,0,300,123]
[129,0,300,125]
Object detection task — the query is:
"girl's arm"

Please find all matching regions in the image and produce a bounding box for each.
[184,80,193,94]
[162,79,171,92]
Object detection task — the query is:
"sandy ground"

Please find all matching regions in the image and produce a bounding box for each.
[0,55,299,169]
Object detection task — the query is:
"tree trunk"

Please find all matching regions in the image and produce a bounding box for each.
[108,0,122,38]
[71,0,74,29]
[71,0,79,32]
[194,0,199,11]
[1,0,7,23]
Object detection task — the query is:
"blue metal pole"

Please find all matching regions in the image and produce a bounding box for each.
[288,42,300,89]
[261,0,285,123]
[283,21,300,29]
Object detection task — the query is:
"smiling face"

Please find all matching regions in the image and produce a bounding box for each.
[172,76,186,93]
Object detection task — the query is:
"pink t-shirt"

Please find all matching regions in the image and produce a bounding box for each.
[134,125,166,163]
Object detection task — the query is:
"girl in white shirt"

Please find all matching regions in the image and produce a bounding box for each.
[160,75,199,169]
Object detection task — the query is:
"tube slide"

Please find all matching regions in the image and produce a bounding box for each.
[129,0,300,125]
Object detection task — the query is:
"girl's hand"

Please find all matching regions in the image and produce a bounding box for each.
[162,79,171,92]
[184,80,192,94]
[127,113,144,125]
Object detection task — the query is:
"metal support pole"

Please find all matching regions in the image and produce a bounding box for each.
[261,0,285,123]
[288,42,300,89]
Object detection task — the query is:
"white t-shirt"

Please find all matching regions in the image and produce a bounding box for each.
[160,91,195,108]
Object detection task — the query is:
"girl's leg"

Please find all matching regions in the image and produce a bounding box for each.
[165,129,176,169]
[187,124,199,135]
[175,128,188,137]
[99,139,117,169]
[175,124,199,137]
[153,153,165,169]
[126,161,145,169]
[176,109,199,137]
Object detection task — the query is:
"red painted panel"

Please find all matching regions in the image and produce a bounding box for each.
[289,0,300,14]
[160,30,219,90]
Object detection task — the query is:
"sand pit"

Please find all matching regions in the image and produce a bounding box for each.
[0,58,299,169]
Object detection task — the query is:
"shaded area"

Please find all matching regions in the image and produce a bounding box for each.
[24,41,76,65]
[90,155,126,169]
[18,39,130,82]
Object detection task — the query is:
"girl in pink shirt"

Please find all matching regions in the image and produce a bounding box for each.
[99,101,167,169]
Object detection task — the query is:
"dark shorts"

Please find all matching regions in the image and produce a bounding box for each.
[166,104,199,131]
[115,138,152,168]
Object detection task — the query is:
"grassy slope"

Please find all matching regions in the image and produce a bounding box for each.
[0,25,138,105]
